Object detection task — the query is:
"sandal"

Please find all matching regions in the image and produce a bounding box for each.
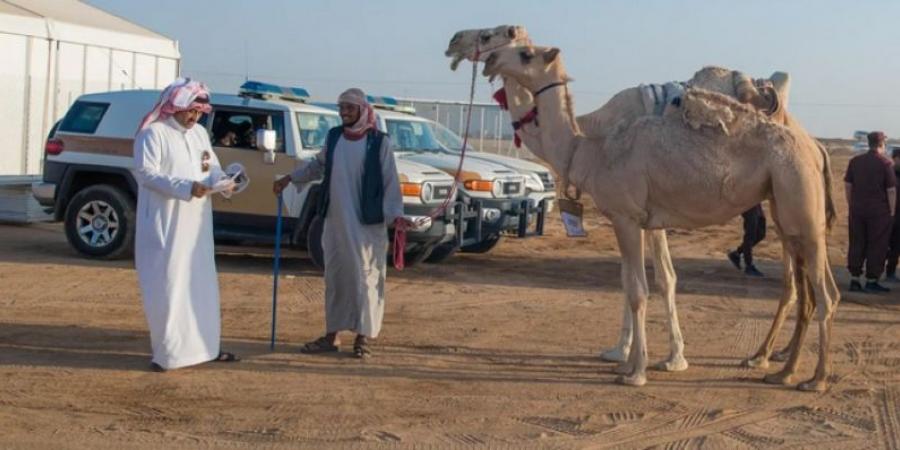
[300,336,339,354]
[213,351,241,363]
[149,362,166,372]
[353,338,372,359]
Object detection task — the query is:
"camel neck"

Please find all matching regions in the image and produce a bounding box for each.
[533,84,582,186]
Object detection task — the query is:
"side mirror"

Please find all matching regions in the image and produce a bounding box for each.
[256,129,277,164]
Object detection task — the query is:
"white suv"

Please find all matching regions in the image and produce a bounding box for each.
[32,81,459,265]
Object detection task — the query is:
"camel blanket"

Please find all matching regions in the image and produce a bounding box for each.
[639,82,686,116]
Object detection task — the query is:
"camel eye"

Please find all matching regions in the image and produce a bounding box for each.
[519,50,534,64]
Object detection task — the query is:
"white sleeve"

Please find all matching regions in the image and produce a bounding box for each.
[290,150,326,186]
[379,136,404,223]
[133,128,194,201]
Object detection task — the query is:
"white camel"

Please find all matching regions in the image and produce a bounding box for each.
[481,45,839,390]
[446,27,832,372]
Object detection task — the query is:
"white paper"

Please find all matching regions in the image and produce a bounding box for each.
[561,211,587,237]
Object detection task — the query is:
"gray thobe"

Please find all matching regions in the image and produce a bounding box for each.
[291,133,403,338]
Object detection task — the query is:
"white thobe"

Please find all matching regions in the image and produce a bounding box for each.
[133,117,222,369]
[292,134,403,338]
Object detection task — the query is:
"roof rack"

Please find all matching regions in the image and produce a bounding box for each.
[239,80,310,103]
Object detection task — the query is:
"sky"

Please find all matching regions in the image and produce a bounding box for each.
[87,0,900,138]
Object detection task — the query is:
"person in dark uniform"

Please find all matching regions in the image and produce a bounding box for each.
[885,147,900,282]
[728,204,767,277]
[845,131,897,293]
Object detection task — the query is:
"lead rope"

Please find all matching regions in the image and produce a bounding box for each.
[393,48,481,270]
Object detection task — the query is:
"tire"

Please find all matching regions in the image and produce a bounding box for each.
[64,184,135,259]
[460,233,502,254]
[402,245,432,267]
[424,241,458,263]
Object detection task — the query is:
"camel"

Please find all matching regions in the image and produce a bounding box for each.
[481,45,840,391]
[445,27,830,372]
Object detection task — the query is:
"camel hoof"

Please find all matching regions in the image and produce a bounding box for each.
[770,350,790,362]
[742,355,770,369]
[797,379,828,392]
[616,373,647,387]
[653,356,689,372]
[763,371,796,385]
[614,362,634,375]
[600,348,629,363]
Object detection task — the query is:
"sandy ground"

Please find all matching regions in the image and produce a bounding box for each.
[1,146,899,449]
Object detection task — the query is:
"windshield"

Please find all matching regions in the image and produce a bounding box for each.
[427,121,475,153]
[385,119,446,153]
[296,112,342,150]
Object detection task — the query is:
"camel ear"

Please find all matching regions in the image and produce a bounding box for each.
[543,48,561,64]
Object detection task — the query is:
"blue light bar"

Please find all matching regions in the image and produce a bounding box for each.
[240,80,310,103]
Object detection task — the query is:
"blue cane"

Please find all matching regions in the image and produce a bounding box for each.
[271,194,283,350]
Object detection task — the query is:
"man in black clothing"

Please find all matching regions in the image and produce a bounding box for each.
[728,204,766,277]
[885,147,900,282]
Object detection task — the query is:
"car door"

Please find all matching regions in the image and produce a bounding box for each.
[206,106,297,228]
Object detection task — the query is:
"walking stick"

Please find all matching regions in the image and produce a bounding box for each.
[271,194,283,350]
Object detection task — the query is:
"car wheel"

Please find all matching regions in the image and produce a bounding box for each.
[64,185,135,259]
[460,233,502,254]
[424,241,458,263]
[401,245,432,267]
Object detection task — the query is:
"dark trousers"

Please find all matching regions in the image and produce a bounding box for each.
[886,216,900,276]
[847,211,893,279]
[736,204,766,266]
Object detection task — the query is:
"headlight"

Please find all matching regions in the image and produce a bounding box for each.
[420,182,433,203]
[525,173,544,193]
[491,179,503,198]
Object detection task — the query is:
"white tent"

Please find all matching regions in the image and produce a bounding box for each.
[0,0,180,180]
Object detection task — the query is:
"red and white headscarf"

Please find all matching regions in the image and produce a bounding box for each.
[338,88,376,140]
[136,78,212,134]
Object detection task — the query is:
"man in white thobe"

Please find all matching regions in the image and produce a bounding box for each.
[274,88,405,358]
[134,78,239,371]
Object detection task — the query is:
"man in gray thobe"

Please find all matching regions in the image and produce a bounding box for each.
[274,88,404,358]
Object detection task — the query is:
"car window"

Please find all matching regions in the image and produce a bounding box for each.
[209,108,285,152]
[296,112,341,150]
[58,101,109,134]
[385,119,444,152]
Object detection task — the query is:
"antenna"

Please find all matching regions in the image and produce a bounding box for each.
[243,38,249,82]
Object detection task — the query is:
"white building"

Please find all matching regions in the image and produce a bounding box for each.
[0,0,180,181]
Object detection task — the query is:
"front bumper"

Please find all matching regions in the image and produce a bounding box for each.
[457,196,547,246]
[399,203,458,248]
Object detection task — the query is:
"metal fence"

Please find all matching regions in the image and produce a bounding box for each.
[397,98,533,159]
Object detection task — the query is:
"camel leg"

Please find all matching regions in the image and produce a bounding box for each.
[600,297,633,363]
[798,241,840,392]
[764,255,813,386]
[744,247,797,368]
[611,219,650,386]
[647,229,688,372]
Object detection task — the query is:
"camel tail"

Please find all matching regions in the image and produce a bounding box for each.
[816,140,837,232]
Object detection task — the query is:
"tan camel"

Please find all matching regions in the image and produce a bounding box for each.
[482,45,840,391]
[445,27,813,370]
[449,26,837,378]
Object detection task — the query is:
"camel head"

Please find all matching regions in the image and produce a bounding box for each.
[445,25,530,70]
[483,45,568,92]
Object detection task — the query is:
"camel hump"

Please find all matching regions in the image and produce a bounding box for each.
[679,88,765,136]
